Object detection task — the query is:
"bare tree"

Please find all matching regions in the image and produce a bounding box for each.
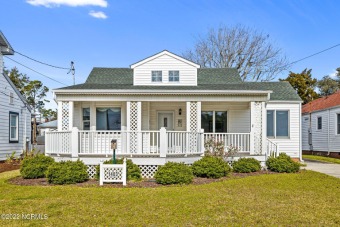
[183,25,289,81]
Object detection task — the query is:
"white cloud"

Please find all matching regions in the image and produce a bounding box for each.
[26,0,108,8]
[329,70,337,79]
[89,10,107,19]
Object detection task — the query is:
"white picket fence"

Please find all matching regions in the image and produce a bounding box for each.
[99,159,127,186]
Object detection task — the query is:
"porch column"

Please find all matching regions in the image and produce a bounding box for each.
[126,101,142,153]
[250,101,266,155]
[186,101,201,154]
[57,101,73,131]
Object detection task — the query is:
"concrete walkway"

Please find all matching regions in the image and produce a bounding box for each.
[303,160,340,178]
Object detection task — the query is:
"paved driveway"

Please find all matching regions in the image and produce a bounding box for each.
[303,160,340,178]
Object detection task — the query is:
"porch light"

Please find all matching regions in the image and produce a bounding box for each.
[179,108,182,115]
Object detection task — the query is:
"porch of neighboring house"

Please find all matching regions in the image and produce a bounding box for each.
[45,100,279,178]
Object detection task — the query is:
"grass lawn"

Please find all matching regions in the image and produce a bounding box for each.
[303,155,340,164]
[0,170,340,226]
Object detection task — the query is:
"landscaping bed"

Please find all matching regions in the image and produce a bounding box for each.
[0,161,20,173]
[9,170,278,188]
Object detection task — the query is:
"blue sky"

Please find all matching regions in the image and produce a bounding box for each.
[1,0,339,109]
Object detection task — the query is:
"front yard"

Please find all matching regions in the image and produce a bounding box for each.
[0,170,339,226]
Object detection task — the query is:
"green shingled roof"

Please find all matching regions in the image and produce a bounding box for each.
[57,67,301,101]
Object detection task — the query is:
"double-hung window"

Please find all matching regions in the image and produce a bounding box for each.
[267,110,289,138]
[9,112,19,143]
[151,71,162,82]
[337,114,340,134]
[317,117,322,130]
[83,108,90,130]
[96,108,121,130]
[169,71,179,82]
[201,111,227,133]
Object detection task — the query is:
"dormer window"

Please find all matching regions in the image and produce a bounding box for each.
[152,71,162,82]
[169,71,179,82]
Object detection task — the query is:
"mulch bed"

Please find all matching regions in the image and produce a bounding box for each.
[0,161,21,173]
[8,171,278,188]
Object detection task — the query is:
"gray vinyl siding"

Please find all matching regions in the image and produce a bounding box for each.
[0,73,31,160]
[302,114,310,151]
[302,107,340,153]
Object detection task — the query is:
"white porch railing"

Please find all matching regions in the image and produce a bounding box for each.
[203,133,251,152]
[167,131,203,155]
[45,131,72,154]
[79,131,121,155]
[266,138,279,157]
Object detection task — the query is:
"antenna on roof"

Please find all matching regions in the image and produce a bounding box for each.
[67,61,75,85]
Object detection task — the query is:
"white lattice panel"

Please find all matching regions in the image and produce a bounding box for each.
[103,168,123,180]
[253,102,263,155]
[189,102,198,152]
[100,162,126,185]
[138,165,158,178]
[129,102,139,153]
[87,165,97,179]
[61,101,69,131]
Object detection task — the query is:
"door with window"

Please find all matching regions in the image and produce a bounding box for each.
[158,113,174,130]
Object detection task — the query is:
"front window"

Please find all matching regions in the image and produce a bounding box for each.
[337,114,340,134]
[267,110,289,138]
[9,112,19,142]
[152,71,162,82]
[83,108,90,130]
[317,117,322,130]
[96,108,121,130]
[169,71,179,82]
[201,111,227,133]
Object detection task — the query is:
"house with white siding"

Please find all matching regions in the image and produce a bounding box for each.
[302,92,340,158]
[47,50,302,177]
[0,31,32,160]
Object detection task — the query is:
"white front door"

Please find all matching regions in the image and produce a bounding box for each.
[158,113,174,130]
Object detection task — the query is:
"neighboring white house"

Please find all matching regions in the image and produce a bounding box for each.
[0,31,32,160]
[302,91,340,158]
[47,50,302,178]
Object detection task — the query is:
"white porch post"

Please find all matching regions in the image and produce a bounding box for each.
[69,101,74,131]
[126,101,141,154]
[57,101,62,131]
[250,101,265,155]
[261,102,267,155]
[159,127,167,157]
[71,127,79,159]
[186,101,201,154]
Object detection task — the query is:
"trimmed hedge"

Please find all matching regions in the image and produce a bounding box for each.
[46,160,88,184]
[20,155,55,179]
[232,158,261,173]
[154,162,193,185]
[192,156,231,179]
[96,159,142,181]
[266,153,300,173]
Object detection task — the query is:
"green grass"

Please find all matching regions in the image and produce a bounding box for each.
[0,170,340,226]
[303,155,340,164]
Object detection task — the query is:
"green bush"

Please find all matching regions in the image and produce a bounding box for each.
[20,154,54,179]
[266,153,300,173]
[232,158,261,173]
[46,160,88,184]
[192,156,231,179]
[96,159,142,181]
[154,162,193,185]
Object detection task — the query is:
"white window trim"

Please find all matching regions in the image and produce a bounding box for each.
[336,113,340,135]
[151,71,162,82]
[267,109,290,139]
[9,112,19,143]
[316,116,322,131]
[168,70,180,82]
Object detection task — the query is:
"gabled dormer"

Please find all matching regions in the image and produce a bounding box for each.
[131,50,200,86]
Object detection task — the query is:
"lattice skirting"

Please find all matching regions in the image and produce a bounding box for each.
[86,165,159,179]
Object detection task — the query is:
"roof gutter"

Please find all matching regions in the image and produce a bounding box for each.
[53,89,272,95]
